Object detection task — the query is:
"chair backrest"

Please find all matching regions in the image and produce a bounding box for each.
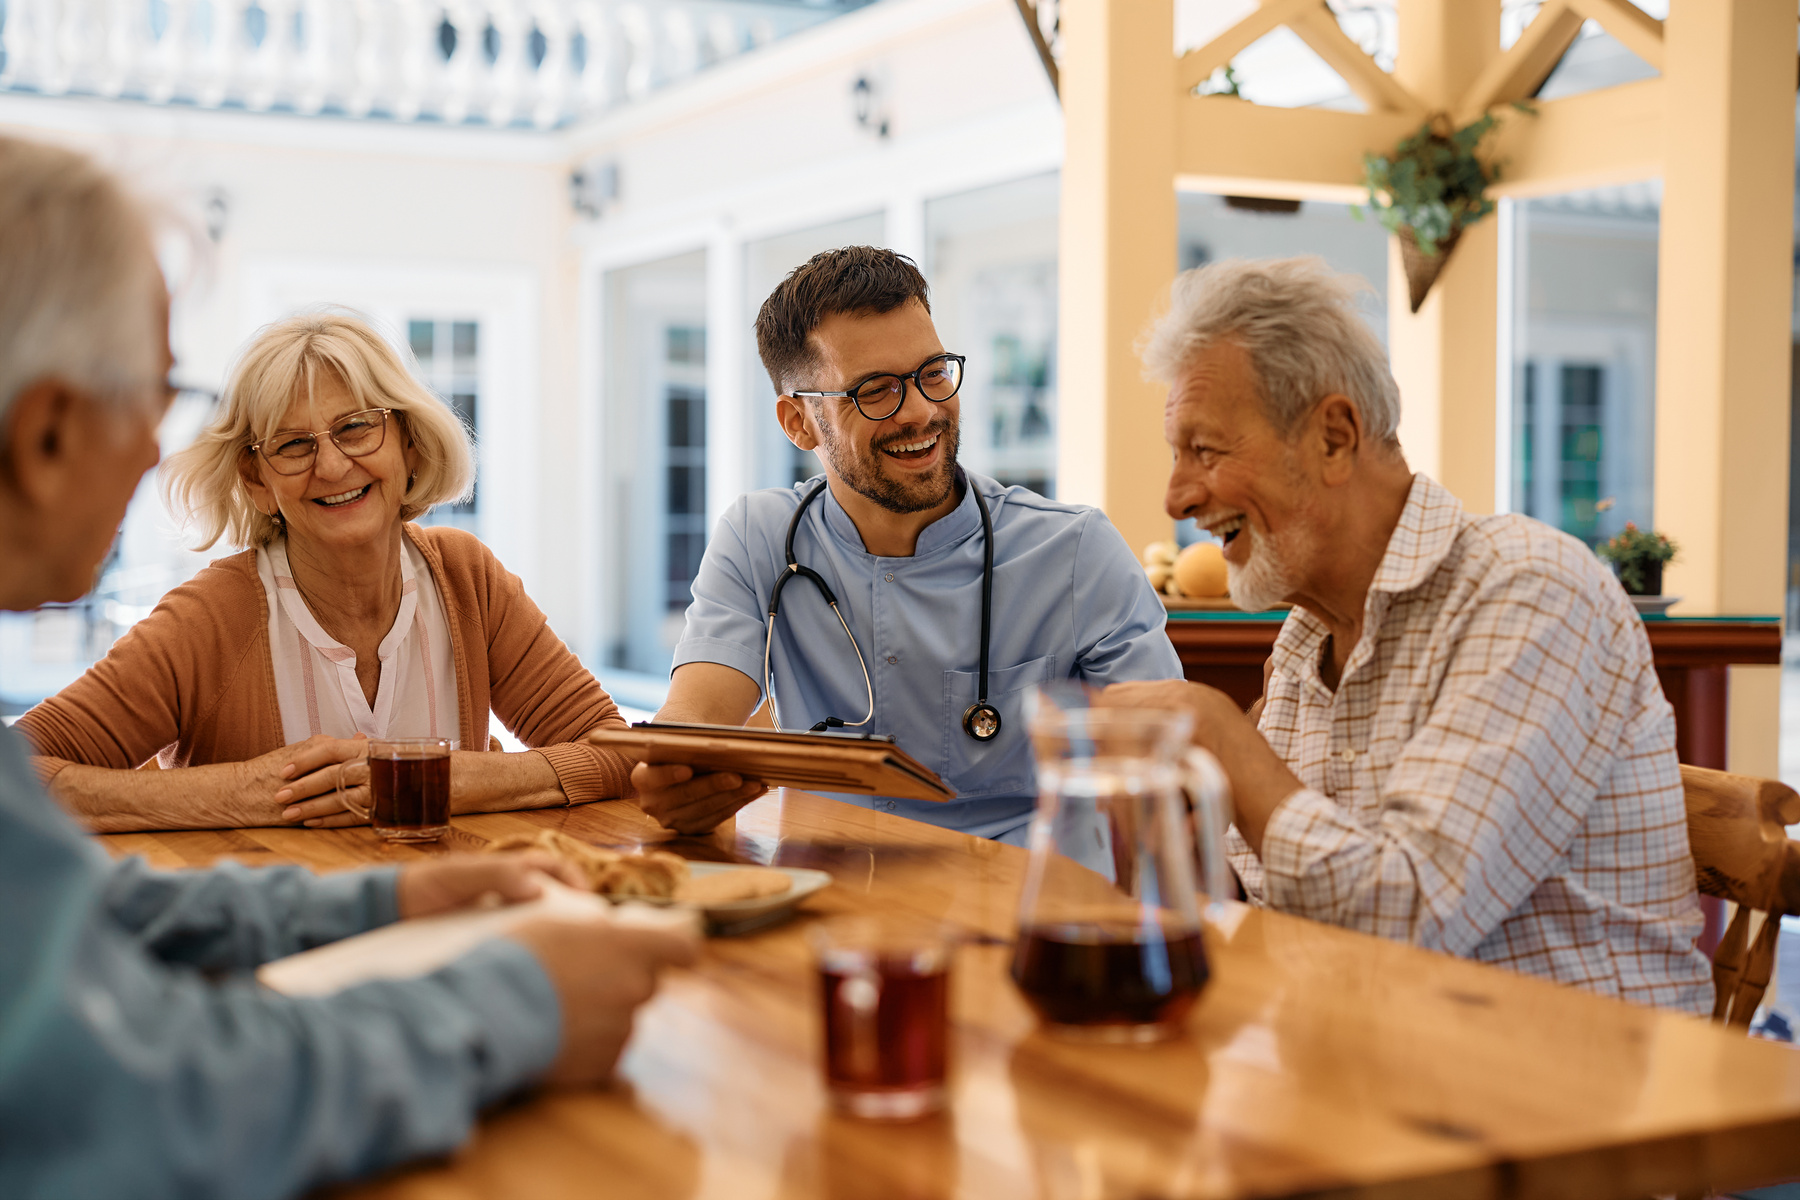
[1680,765,1800,1027]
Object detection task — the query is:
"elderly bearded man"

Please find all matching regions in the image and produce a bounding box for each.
[1106,257,1711,1013]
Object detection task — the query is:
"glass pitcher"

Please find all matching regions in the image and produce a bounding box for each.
[1010,688,1233,1043]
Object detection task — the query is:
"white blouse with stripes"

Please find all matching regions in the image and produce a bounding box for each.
[255,537,461,745]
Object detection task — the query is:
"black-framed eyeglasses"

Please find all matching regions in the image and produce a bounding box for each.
[792,353,966,422]
[249,408,392,476]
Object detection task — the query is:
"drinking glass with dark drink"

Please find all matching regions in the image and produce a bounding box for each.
[336,737,455,842]
[811,917,952,1120]
[1011,691,1231,1043]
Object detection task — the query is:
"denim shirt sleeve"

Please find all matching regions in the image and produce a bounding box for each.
[0,729,562,1200]
[100,855,402,971]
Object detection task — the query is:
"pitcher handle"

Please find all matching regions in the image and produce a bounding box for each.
[1181,747,1234,914]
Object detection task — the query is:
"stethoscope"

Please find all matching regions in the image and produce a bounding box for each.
[764,475,1002,742]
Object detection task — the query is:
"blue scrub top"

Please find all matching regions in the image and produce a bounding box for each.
[673,470,1183,841]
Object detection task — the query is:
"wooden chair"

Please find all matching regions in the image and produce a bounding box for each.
[1681,765,1800,1028]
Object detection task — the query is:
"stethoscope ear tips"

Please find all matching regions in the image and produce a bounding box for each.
[963,702,1002,742]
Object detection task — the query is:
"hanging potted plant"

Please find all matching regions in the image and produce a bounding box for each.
[1597,522,1679,597]
[1356,108,1525,312]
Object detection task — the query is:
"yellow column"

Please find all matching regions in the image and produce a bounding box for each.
[1057,0,1178,557]
[1387,0,1500,512]
[1653,0,1795,775]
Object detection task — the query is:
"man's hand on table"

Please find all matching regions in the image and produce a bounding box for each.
[508,918,698,1086]
[1100,680,1306,855]
[395,852,585,919]
[630,762,766,835]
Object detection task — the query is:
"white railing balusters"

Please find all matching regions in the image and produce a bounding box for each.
[438,0,479,123]
[0,0,845,127]
[662,7,696,86]
[526,0,567,130]
[390,0,432,120]
[616,3,651,102]
[484,0,524,126]
[97,0,140,98]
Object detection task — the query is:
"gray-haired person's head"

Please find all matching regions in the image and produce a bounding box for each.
[0,136,164,422]
[1139,256,1401,449]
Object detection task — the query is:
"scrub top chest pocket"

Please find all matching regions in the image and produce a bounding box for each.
[941,655,1057,797]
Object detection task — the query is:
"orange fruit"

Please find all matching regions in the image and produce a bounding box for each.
[1173,542,1229,598]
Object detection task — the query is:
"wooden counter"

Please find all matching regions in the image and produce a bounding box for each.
[102,790,1800,1199]
[1166,611,1782,769]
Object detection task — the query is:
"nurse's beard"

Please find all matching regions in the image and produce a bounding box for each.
[817,414,961,515]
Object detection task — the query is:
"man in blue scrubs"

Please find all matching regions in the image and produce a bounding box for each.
[632,246,1181,842]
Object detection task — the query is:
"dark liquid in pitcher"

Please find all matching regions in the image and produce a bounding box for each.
[1011,925,1209,1028]
[819,958,949,1090]
[369,754,451,831]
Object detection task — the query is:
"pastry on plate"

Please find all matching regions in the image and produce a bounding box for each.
[485,828,689,900]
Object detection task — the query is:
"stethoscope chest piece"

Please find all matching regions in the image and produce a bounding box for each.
[962,701,1002,742]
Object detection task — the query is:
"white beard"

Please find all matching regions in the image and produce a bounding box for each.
[1226,524,1299,612]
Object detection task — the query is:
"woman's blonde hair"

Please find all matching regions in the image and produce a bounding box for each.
[164,308,476,549]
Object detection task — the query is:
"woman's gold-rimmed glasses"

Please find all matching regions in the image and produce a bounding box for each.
[249,408,392,476]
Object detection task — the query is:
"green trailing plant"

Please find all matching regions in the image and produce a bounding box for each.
[1353,105,1531,311]
[1354,108,1524,254]
[1596,522,1678,595]
[1197,64,1244,98]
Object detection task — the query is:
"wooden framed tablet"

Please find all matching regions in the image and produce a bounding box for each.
[585,723,956,804]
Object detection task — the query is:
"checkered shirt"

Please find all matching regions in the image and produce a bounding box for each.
[1232,474,1713,1014]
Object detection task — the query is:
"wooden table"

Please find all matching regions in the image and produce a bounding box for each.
[100,791,1800,1199]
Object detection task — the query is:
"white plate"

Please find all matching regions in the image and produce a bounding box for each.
[631,862,832,935]
[1629,594,1682,615]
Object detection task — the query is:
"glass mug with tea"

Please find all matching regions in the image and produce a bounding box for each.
[1011,689,1233,1043]
[811,917,952,1121]
[335,737,456,842]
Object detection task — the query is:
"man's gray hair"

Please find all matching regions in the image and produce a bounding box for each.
[1139,256,1401,446]
[0,136,161,423]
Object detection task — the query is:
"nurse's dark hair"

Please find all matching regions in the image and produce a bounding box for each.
[755,246,931,395]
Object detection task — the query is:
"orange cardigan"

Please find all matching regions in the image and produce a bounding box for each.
[18,525,634,804]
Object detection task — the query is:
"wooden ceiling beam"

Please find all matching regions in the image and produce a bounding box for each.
[1568,0,1665,72]
[1176,75,1664,204]
[1174,97,1419,200]
[1485,76,1664,198]
[1174,0,1317,94]
[1287,5,1425,115]
[1454,0,1586,124]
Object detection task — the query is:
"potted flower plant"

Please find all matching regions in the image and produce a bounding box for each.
[1597,523,1678,597]
[1355,107,1527,312]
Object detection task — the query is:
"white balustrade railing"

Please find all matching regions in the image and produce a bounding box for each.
[0,0,856,128]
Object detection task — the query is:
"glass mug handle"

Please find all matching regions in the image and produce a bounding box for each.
[1181,746,1235,911]
[332,758,372,822]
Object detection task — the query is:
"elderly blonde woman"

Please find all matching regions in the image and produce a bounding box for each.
[20,309,634,832]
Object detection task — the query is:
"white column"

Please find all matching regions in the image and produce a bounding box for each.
[886,192,926,264]
[705,223,750,530]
